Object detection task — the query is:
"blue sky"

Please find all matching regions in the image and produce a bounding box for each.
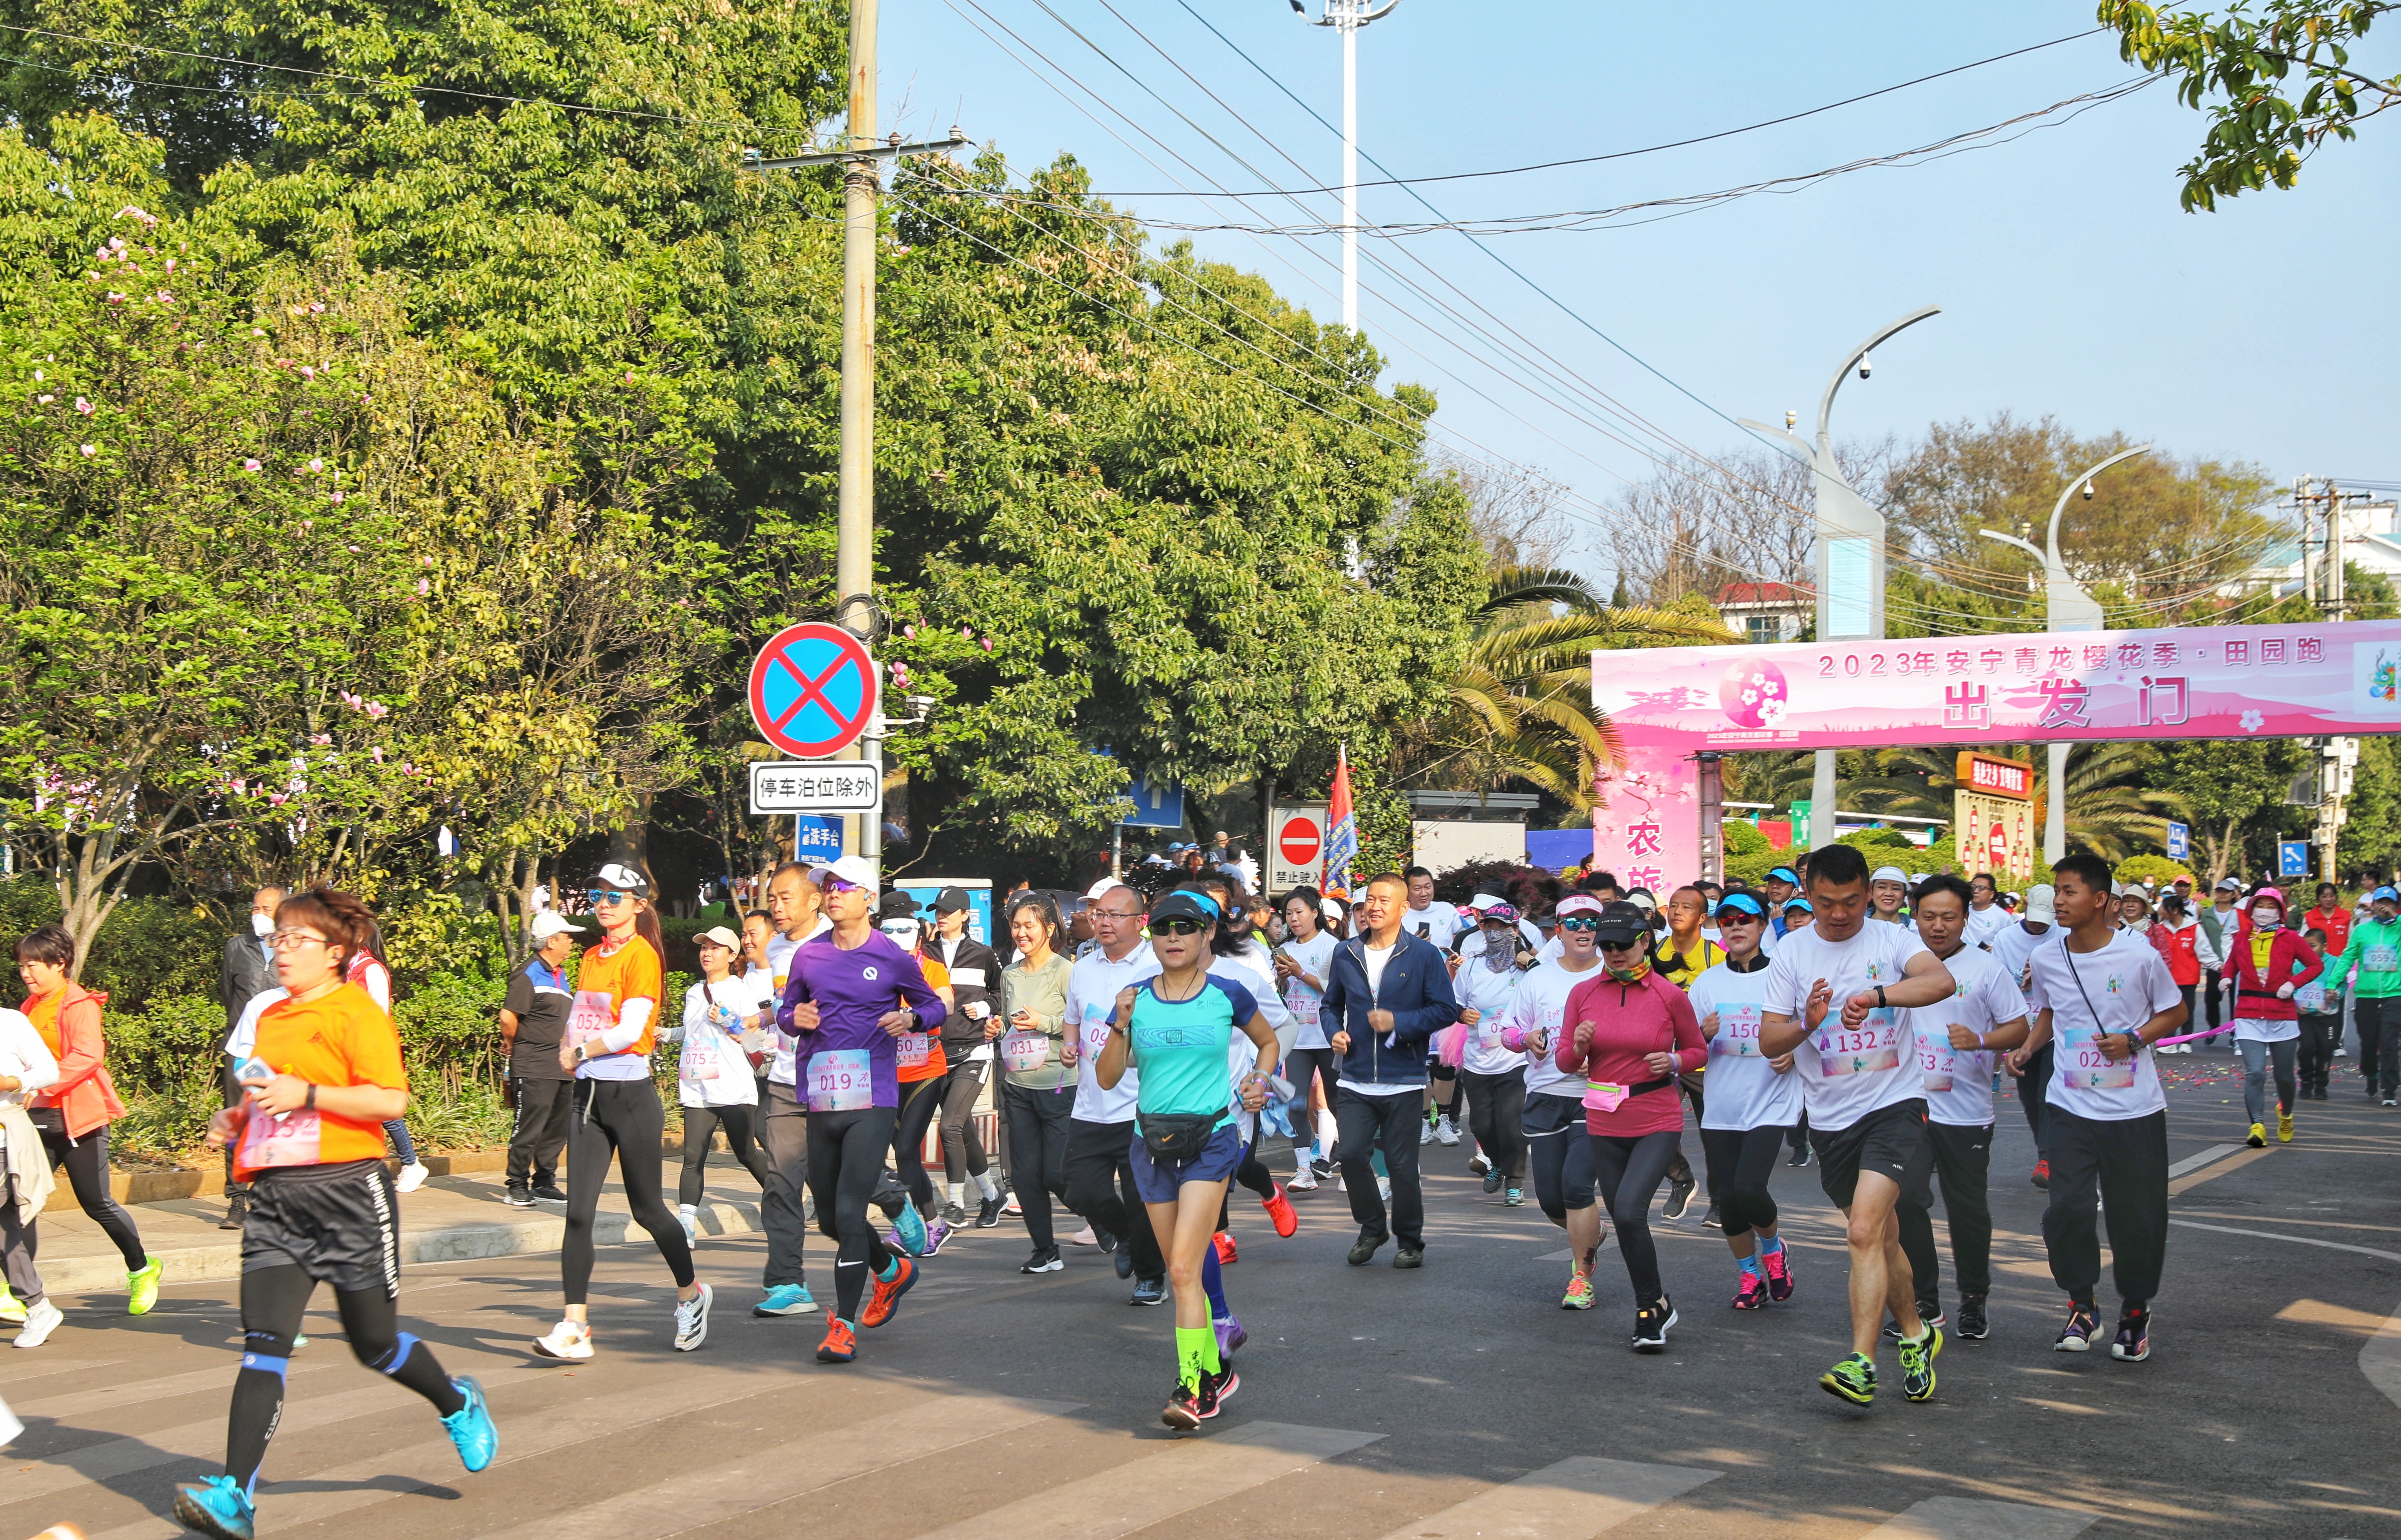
[875,1,2400,581]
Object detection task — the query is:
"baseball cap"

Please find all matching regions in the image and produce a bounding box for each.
[1555,894,1606,920]
[2215,876,2242,891]
[1319,895,1348,923]
[1084,879,1127,902]
[1908,872,1928,885]
[1766,866,1801,886]
[1592,901,1649,946]
[695,924,743,952]
[1782,897,1814,915]
[2249,886,2286,910]
[805,854,880,895]
[1624,888,1658,913]
[592,861,650,898]
[1714,893,1766,921]
[1871,865,1908,886]
[2023,884,2056,924]
[876,891,918,921]
[1150,890,1221,926]
[528,911,582,942]
[2374,886,2399,902]
[1464,890,1505,914]
[1479,900,1521,924]
[934,886,974,913]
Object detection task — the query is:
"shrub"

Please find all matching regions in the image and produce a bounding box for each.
[1722,820,1770,856]
[2113,853,2196,888]
[0,877,225,1015]
[1431,861,1564,914]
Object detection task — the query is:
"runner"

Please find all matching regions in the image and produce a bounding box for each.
[998,893,1076,1275]
[778,855,948,1364]
[0,996,59,1345]
[1404,868,1466,1148]
[875,895,955,1257]
[2008,852,2187,1362]
[1454,903,1530,1205]
[1689,894,1802,1311]
[1648,886,1721,1220]
[2219,886,2323,1146]
[1869,867,1911,927]
[2333,886,2401,1105]
[1179,872,1298,1257]
[2150,894,2204,1053]
[2294,929,2343,1102]
[499,912,578,1208]
[1092,889,1277,1429]
[1963,873,2011,948]
[175,888,496,1540]
[1501,895,1612,1308]
[1893,876,2029,1342]
[528,865,709,1361]
[1555,902,1707,1349]
[1272,888,1339,1192]
[11,925,163,1316]
[1757,844,1957,1407]
[1323,873,1459,1269]
[668,925,777,1243]
[1062,882,1167,1302]
[1988,885,2058,1185]
[756,863,832,1318]
[925,889,1004,1225]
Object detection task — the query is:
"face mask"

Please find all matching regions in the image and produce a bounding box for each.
[2253,908,2282,930]
[251,912,275,938]
[1605,953,1651,983]
[1480,934,1515,974]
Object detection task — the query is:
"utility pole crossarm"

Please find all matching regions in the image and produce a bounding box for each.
[745,134,970,171]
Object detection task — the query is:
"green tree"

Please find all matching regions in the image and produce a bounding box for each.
[2153,738,2309,880]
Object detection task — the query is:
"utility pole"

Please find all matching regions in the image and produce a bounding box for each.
[1738,306,1939,851]
[1293,0,1400,332]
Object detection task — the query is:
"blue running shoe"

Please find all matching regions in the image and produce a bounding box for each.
[892,1198,927,1256]
[754,1283,818,1317]
[174,1476,256,1540]
[442,1376,498,1472]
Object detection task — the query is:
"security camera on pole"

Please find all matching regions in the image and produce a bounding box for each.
[1291,0,1399,334]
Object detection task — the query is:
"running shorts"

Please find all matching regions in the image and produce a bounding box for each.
[1813,1098,1933,1211]
[242,1158,402,1297]
[1128,1121,1244,1204]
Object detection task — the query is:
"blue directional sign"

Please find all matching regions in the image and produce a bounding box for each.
[792,816,844,861]
[2166,821,2188,862]
[2279,840,2309,879]
[1119,777,1185,830]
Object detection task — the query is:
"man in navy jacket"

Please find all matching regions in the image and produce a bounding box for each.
[1322,871,1462,1269]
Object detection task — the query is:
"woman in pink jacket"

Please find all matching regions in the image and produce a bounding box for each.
[2219,887,2325,1148]
[1556,902,1707,1353]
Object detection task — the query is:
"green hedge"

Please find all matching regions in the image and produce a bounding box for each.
[0,877,225,1016]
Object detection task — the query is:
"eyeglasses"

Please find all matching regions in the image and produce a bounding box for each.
[1097,908,1147,921]
[1557,917,1601,933]
[1151,918,1211,936]
[268,930,330,952]
[585,889,634,906]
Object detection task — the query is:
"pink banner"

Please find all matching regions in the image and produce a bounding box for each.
[1586,619,2401,889]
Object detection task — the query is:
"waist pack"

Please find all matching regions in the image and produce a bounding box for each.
[1138,1111,1221,1163]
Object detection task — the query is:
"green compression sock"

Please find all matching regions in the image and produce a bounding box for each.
[1174,1325,1221,1390]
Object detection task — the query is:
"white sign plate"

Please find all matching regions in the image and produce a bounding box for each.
[749,761,881,815]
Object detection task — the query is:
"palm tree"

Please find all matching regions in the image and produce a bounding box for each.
[1402,567,1736,816]
[1849,743,2188,863]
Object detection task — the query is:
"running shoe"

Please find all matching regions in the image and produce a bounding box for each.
[1630,1297,1676,1351]
[0,1287,24,1326]
[1162,1381,1202,1431]
[441,1375,499,1471]
[1434,1116,1460,1146]
[1819,1352,1876,1406]
[397,1161,431,1193]
[1897,1323,1941,1401]
[940,1200,968,1226]
[502,1187,537,1208]
[1762,1243,1794,1302]
[1130,1276,1167,1305]
[1346,1231,1388,1266]
[15,1299,61,1349]
[893,1198,928,1255]
[1069,1226,1100,1246]
[2385,1098,2398,1108]
[1662,1170,1696,1221]
[1785,1145,1811,1168]
[673,1283,712,1351]
[2277,1110,2294,1143]
[1469,1152,1492,1178]
[2030,1159,2049,1189]
[1196,1363,1238,1419]
[1115,1245,1135,1280]
[975,1192,1006,1228]
[1418,1118,1434,1146]
[922,1220,954,1257]
[679,1208,700,1245]
[2246,1121,2267,1149]
[532,1318,593,1360]
[1732,1269,1769,1310]
[862,1256,918,1327]
[1019,1248,1063,1275]
[1212,1231,1238,1265]
[128,1257,163,1316]
[1393,1246,1424,1269]
[1883,1309,1945,1340]
[1004,1191,1023,1216]
[1701,1202,1722,1229]
[173,1476,256,1540]
[816,1318,857,1363]
[1214,1312,1247,1359]
[1262,1184,1299,1238]
[1310,1156,1336,1180]
[219,1195,248,1231]
[1096,1229,1120,1254]
[1286,1168,1319,1193]
[1956,1294,1988,1340]
[1561,1270,1594,1310]
[755,1283,818,1316]
[2054,1301,2103,1352]
[531,1183,568,1204]
[1504,1186,1525,1207]
[1482,1168,1504,1195]
[2111,1305,2151,1362]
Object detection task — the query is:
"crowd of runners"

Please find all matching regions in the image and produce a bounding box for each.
[0,841,2386,1537]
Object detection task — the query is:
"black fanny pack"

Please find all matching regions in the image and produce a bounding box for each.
[25,1107,63,1134]
[1138,1111,1220,1162]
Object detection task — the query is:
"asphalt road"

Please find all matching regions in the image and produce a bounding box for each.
[5,1048,2397,1540]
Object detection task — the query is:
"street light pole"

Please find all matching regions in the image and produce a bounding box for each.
[1294,0,1400,333]
[1738,305,1940,851]
[1979,444,2150,864]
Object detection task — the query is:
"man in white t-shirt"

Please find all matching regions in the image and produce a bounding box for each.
[757,862,834,1318]
[1963,873,2011,948]
[1060,884,1166,1303]
[1894,876,2029,1345]
[1401,867,1463,949]
[1759,844,1958,1408]
[2009,852,2185,1365]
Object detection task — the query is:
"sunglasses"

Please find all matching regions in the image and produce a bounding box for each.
[820,876,865,895]
[1598,936,1647,950]
[1151,917,1211,936]
[585,889,635,906]
[1557,917,1602,933]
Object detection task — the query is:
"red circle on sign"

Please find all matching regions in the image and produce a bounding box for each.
[1987,822,2007,867]
[1278,816,1322,868]
[747,622,881,759]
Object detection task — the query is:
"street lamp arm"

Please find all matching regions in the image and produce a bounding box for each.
[1977,529,2043,562]
[1295,0,1399,22]
[1733,418,1811,464]
[2046,444,2151,570]
[1814,304,1942,449]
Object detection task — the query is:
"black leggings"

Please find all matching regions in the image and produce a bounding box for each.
[224,1264,461,1496]
[808,1105,899,1322]
[38,1124,146,1269]
[1589,1129,1682,1306]
[564,1079,695,1307]
[1460,1068,1527,1181]
[1428,1065,1462,1120]
[893,1076,943,1214]
[1698,1124,1788,1238]
[677,1102,774,1208]
[938,1057,991,1184]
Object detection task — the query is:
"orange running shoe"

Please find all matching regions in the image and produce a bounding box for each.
[1261,1184,1298,1239]
[815,1318,857,1362]
[862,1255,917,1328]
[1212,1231,1238,1265]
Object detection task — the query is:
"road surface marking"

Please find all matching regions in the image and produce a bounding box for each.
[2165,1143,2242,1178]
[905,1420,1382,1540]
[1369,1455,1719,1540]
[1862,1496,2097,1539]
[2168,1147,2270,1196]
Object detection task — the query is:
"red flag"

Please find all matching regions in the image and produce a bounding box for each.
[1323,743,1358,899]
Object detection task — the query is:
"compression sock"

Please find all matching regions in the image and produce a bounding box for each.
[1174,1325,1221,1390]
[876,1253,902,1283]
[948,1182,967,1207]
[976,1172,1001,1202]
[1201,1242,1231,1319]
[1738,1254,1762,1276]
[1761,1234,1786,1257]
[370,1332,467,1416]
[1314,1109,1337,1158]
[226,1346,289,1497]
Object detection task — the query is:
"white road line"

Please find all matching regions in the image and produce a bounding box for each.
[2169,1219,2401,1264]
[906,1419,1382,1540]
[0,1358,116,1385]
[2165,1143,2243,1179]
[1370,1455,1719,1540]
[1862,1496,2097,1539]
[12,1360,337,1422]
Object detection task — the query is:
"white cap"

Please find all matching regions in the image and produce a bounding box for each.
[594,861,650,897]
[1907,872,1928,885]
[1871,865,1908,886]
[805,854,880,895]
[2024,885,2056,924]
[528,911,581,942]
[1085,878,1128,902]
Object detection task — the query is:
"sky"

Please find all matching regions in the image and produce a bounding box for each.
[873,0,2400,585]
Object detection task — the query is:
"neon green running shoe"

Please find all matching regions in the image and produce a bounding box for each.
[1898,1323,1943,1402]
[0,1285,24,1325]
[1820,1351,1876,1406]
[127,1257,164,1316]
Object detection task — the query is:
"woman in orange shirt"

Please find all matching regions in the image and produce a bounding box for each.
[174,888,494,1540]
[876,896,957,1257]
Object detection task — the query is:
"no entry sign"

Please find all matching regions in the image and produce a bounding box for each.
[1266,806,1328,896]
[1278,816,1323,869]
[748,622,879,759]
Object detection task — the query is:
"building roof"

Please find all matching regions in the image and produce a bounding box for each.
[1714,582,1812,607]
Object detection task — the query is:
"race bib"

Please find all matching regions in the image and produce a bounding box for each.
[566,989,615,1053]
[1711,1004,1764,1059]
[684,1038,722,1081]
[806,1049,873,1111]
[1582,1081,1629,1114]
[1285,990,1321,1029]
[2370,945,2398,973]
[1001,1029,1052,1072]
[2059,1025,2136,1090]
[1476,1014,1506,1049]
[1915,1029,1954,1093]
[238,1108,322,1170]
[1816,1011,1900,1077]
[897,1031,932,1068]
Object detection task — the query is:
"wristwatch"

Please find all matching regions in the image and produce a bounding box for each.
[2121,1031,2143,1054]
[1875,985,1888,1009]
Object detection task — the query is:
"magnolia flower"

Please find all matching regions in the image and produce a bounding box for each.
[242,458,261,472]
[79,444,94,457]
[310,734,331,746]
[961,626,973,637]
[31,370,41,382]
[340,690,361,708]
[299,365,315,380]
[624,371,635,384]
[252,328,264,337]
[415,578,429,596]
[74,397,92,415]
[269,792,287,807]
[36,395,51,405]
[902,624,916,638]
[370,746,384,763]
[108,236,124,251]
[308,458,324,472]
[980,637,993,651]
[106,292,124,305]
[365,701,388,719]
[163,259,175,273]
[331,490,345,505]
[153,291,172,305]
